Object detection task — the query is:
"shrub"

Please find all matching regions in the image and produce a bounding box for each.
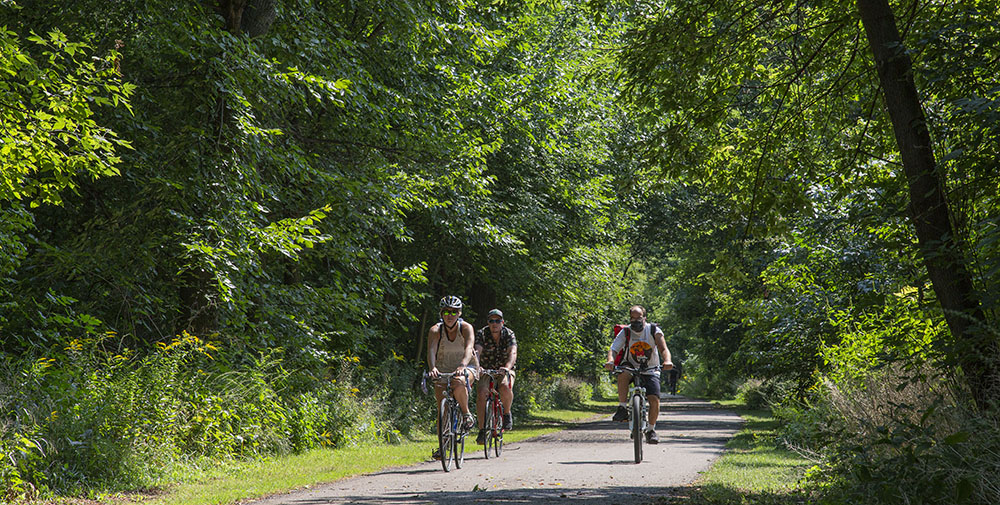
[771,394,837,457]
[0,335,428,498]
[553,376,593,409]
[593,373,617,400]
[736,378,796,410]
[365,358,433,439]
[796,362,1000,505]
[511,371,557,417]
[311,361,396,448]
[671,353,740,399]
[510,373,594,415]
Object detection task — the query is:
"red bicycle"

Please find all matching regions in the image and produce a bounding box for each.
[479,369,510,458]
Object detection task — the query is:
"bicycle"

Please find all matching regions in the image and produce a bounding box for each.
[422,370,473,472]
[613,357,657,464]
[666,367,679,396]
[479,369,511,459]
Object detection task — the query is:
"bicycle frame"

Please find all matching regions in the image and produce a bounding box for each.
[479,369,510,458]
[423,371,473,472]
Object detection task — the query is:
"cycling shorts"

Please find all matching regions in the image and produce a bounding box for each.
[622,371,660,397]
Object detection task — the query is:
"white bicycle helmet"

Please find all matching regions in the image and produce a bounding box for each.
[439,295,463,310]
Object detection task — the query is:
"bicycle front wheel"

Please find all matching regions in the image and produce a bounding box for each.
[454,413,466,469]
[438,399,455,472]
[631,394,643,464]
[483,398,494,459]
[493,402,504,457]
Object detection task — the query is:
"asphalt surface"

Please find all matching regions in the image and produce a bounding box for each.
[250,395,743,505]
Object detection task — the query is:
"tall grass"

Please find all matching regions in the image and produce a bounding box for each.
[1,333,599,502]
[0,333,427,502]
[775,362,1000,505]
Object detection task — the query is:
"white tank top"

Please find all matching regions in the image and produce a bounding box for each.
[436,320,469,372]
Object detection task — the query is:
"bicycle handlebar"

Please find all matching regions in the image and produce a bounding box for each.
[612,364,660,375]
[421,370,473,395]
[479,368,512,380]
[425,371,461,379]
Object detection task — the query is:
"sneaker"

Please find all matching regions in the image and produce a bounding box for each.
[612,405,629,422]
[502,413,513,431]
[463,413,476,431]
[476,429,486,445]
[432,448,441,460]
[645,430,659,444]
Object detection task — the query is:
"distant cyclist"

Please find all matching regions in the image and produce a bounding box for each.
[604,305,672,444]
[665,361,682,395]
[427,295,477,459]
[475,308,517,444]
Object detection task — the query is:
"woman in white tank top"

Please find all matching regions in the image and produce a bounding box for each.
[427,296,477,459]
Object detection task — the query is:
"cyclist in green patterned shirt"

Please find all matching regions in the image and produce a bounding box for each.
[474,308,517,444]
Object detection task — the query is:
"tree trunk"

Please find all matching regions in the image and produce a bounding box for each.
[241,0,276,38]
[858,0,999,408]
[178,266,217,336]
[218,0,247,33]
[215,0,274,36]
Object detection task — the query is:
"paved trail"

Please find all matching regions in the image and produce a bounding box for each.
[251,396,743,505]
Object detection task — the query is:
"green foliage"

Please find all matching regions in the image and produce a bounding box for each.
[0,27,133,206]
[0,337,420,498]
[553,376,594,408]
[678,352,739,400]
[788,364,1000,505]
[821,296,945,386]
[511,372,594,416]
[511,371,558,417]
[1,0,639,376]
[0,25,131,351]
[769,295,993,505]
[1,0,646,497]
[617,0,1000,399]
[3,0,996,501]
[735,378,796,411]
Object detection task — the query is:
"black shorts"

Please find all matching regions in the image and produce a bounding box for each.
[636,373,660,397]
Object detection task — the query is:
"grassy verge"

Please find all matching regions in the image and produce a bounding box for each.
[658,399,814,505]
[38,402,611,505]
[38,398,809,505]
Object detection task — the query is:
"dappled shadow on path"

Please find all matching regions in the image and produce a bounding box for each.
[565,403,742,436]
[269,485,681,505]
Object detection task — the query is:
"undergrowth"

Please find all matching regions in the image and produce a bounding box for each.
[1,333,595,502]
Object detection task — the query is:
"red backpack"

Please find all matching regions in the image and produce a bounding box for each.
[611,323,659,365]
[612,324,629,365]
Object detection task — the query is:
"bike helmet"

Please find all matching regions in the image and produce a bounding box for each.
[439,295,463,310]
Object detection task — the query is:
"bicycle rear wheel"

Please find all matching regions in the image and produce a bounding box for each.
[438,399,455,472]
[631,394,643,464]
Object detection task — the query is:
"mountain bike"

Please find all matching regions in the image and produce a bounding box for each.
[479,369,511,459]
[613,357,657,464]
[423,371,472,472]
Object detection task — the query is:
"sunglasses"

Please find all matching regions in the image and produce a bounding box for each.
[488,319,503,324]
[442,310,460,316]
